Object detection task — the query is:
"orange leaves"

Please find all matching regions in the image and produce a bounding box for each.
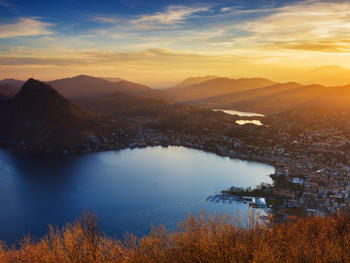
[1,213,350,262]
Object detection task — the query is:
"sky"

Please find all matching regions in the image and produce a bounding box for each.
[1,0,350,87]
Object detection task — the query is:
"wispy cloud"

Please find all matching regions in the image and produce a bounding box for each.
[0,0,18,14]
[0,0,11,8]
[131,5,209,29]
[274,40,350,53]
[4,0,350,84]
[235,0,350,53]
[0,48,259,85]
[90,15,119,24]
[0,18,53,38]
[0,48,251,69]
[220,7,231,12]
[0,56,83,66]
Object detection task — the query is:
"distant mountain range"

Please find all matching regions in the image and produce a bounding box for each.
[0,85,18,98]
[166,74,350,115]
[170,76,219,89]
[301,84,350,112]
[102,77,124,83]
[190,82,303,108]
[0,78,25,89]
[0,78,25,97]
[227,84,333,114]
[0,75,154,99]
[190,81,350,115]
[48,75,151,99]
[160,77,277,102]
[2,71,350,120]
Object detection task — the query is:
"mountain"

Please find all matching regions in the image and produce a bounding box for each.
[48,75,152,99]
[0,78,102,147]
[81,91,166,118]
[0,78,24,97]
[229,84,336,115]
[161,77,277,102]
[103,77,123,83]
[0,85,19,97]
[112,80,151,94]
[300,84,350,112]
[0,78,25,89]
[171,76,219,89]
[191,82,302,108]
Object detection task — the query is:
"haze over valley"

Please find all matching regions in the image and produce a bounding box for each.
[2,73,350,120]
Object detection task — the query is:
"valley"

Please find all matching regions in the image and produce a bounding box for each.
[1,75,350,222]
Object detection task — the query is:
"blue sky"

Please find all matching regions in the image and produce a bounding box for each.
[0,0,284,38]
[1,0,350,86]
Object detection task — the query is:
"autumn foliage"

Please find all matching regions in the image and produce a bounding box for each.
[1,211,350,263]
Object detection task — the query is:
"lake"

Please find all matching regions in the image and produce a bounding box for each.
[236,120,263,126]
[0,146,273,243]
[213,109,265,117]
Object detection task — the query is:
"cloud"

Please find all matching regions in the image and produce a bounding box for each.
[0,48,260,85]
[0,48,245,67]
[4,0,350,84]
[275,40,350,53]
[131,5,209,29]
[0,0,15,9]
[235,1,350,53]
[0,18,53,38]
[0,56,85,66]
[220,7,231,12]
[0,0,12,8]
[0,0,18,14]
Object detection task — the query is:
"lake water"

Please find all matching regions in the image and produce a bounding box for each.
[236,120,263,126]
[0,146,273,243]
[213,109,265,117]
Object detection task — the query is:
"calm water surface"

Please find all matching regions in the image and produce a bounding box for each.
[236,120,263,126]
[213,109,265,117]
[0,146,273,243]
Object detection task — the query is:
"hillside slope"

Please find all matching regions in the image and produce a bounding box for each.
[191,82,302,108]
[229,84,336,115]
[0,78,25,89]
[81,90,166,118]
[161,77,277,102]
[171,76,219,89]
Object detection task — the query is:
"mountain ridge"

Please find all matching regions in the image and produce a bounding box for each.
[189,82,303,107]
[48,75,152,99]
[160,77,277,102]
[170,76,219,89]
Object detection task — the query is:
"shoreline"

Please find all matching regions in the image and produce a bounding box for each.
[0,126,330,219]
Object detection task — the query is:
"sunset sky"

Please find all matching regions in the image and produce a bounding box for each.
[1,0,350,87]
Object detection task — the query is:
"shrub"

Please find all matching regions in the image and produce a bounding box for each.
[0,212,350,262]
